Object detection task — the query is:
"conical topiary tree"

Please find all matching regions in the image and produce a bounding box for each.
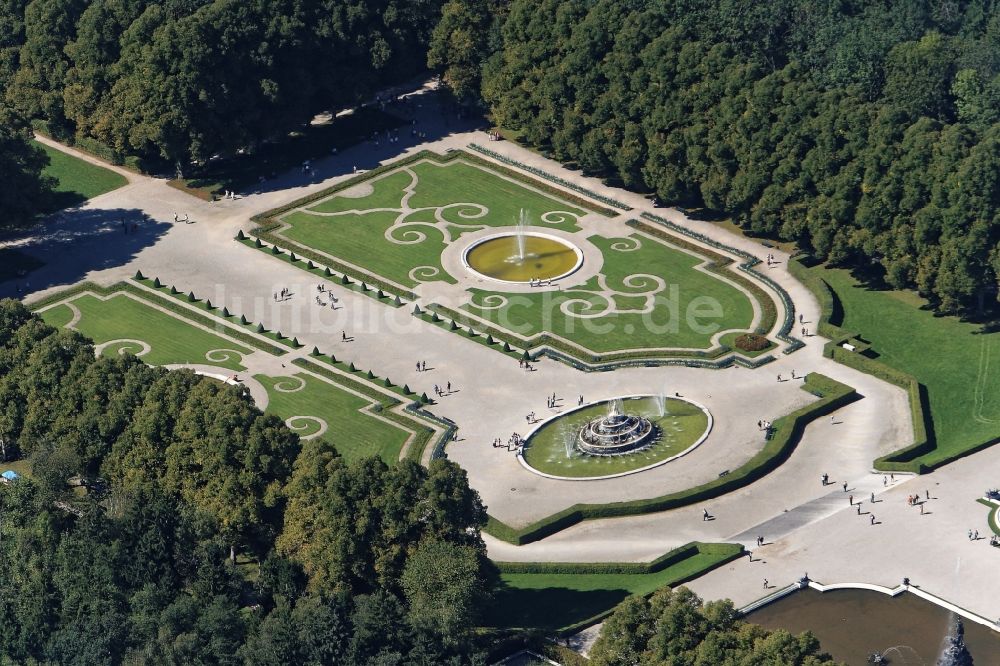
[205,299,212,309]
[170,286,178,295]
[222,307,230,317]
[349,362,357,372]
[324,267,332,276]
[432,313,441,322]
[187,291,196,302]
[240,315,248,325]
[256,323,265,333]
[292,337,300,347]
[486,334,495,345]
[413,304,422,315]
[236,230,245,240]
[450,321,458,331]
[503,342,512,352]
[402,384,411,394]
[393,295,402,306]
[341,275,350,285]
[383,377,392,387]
[307,260,314,269]
[290,252,297,262]
[134,270,144,280]
[367,370,376,379]
[153,277,161,288]
[329,353,337,363]
[420,392,429,403]
[271,245,280,255]
[522,350,530,361]
[361,282,368,291]
[255,238,263,248]
[377,289,385,299]
[312,346,320,356]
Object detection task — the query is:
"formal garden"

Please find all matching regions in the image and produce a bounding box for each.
[36,282,426,464]
[247,150,780,364]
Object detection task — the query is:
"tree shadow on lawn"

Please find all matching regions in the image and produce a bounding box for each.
[484,585,631,632]
[0,207,168,298]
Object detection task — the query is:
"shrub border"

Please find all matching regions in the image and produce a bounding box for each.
[483,373,858,544]
[291,357,444,463]
[467,143,632,212]
[493,541,744,635]
[639,213,803,354]
[787,258,937,473]
[30,281,287,356]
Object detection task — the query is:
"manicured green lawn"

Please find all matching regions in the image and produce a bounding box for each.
[466,234,755,352]
[40,293,250,371]
[256,373,410,463]
[523,397,709,477]
[485,544,741,632]
[268,151,760,357]
[279,158,584,287]
[811,266,1000,467]
[37,141,127,209]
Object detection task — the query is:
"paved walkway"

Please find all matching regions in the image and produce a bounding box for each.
[5,85,1000,628]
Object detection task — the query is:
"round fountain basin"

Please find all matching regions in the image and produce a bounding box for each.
[463,232,583,283]
[519,396,712,480]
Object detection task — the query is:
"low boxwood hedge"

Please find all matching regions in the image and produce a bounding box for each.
[788,257,935,474]
[484,373,857,544]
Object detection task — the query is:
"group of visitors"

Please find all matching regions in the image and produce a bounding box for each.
[492,433,523,453]
[432,382,453,397]
[528,278,554,287]
[485,130,502,142]
[273,287,292,302]
[415,361,428,372]
[518,359,534,371]
[172,212,191,224]
[314,284,339,307]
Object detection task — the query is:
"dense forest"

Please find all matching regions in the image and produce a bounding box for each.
[5,0,1000,312]
[0,0,443,171]
[0,301,841,664]
[431,0,1000,314]
[0,299,495,664]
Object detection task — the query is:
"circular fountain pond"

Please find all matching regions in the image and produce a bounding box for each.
[463,232,583,283]
[520,396,712,480]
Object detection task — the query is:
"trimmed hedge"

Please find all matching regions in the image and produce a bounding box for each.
[484,373,858,545]
[31,281,287,357]
[492,542,745,636]
[639,213,804,354]
[132,277,295,352]
[467,143,631,212]
[417,303,778,372]
[240,237,410,305]
[788,257,934,474]
[244,148,629,300]
[291,357,441,463]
